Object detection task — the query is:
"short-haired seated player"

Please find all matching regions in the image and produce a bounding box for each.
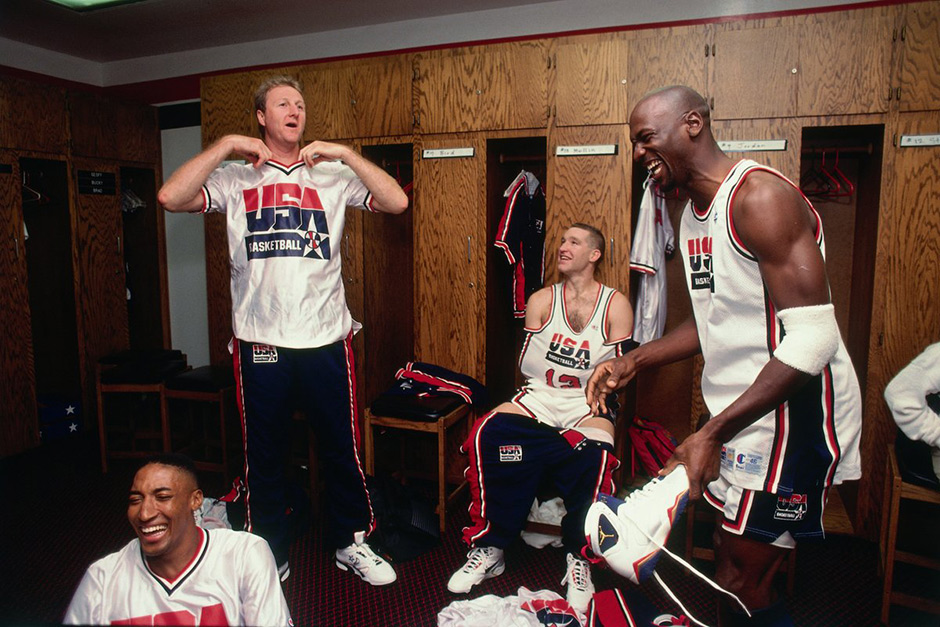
[64,454,292,626]
[447,223,635,614]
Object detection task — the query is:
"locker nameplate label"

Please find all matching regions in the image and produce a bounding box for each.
[718,140,788,152]
[555,144,618,157]
[899,134,940,148]
[0,163,11,174]
[422,147,475,159]
[78,170,116,195]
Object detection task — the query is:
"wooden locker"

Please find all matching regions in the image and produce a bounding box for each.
[896,0,940,113]
[413,134,486,382]
[0,152,38,456]
[73,159,130,402]
[0,78,68,154]
[546,125,631,292]
[554,35,629,127]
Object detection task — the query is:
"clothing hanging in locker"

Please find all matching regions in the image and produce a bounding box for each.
[630,179,678,344]
[494,170,546,318]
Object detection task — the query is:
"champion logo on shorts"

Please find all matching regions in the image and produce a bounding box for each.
[252,344,279,363]
[499,444,523,462]
[774,493,808,521]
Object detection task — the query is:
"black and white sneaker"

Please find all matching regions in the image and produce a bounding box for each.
[446,546,505,593]
[561,553,594,615]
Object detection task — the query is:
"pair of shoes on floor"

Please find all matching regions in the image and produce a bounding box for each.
[335,537,397,586]
[447,546,593,615]
[583,465,690,584]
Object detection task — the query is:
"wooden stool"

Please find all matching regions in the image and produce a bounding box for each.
[163,365,236,480]
[364,398,471,533]
[880,446,940,624]
[96,350,187,473]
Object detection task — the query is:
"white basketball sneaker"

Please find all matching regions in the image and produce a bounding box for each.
[584,465,690,584]
[561,553,594,615]
[447,546,506,593]
[335,537,397,586]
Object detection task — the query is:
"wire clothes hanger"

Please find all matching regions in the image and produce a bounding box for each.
[22,171,43,204]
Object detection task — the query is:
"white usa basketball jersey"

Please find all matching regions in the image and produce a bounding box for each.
[630,179,678,344]
[512,283,624,428]
[680,159,862,493]
[64,528,292,626]
[203,160,375,349]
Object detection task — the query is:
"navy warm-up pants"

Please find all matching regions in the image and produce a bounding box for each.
[233,336,374,564]
[462,412,619,553]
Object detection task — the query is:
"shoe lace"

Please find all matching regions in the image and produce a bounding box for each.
[463,547,493,572]
[562,557,590,591]
[353,543,384,565]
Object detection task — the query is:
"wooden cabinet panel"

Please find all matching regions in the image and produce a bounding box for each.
[73,159,130,377]
[0,152,38,456]
[201,72,258,147]
[711,118,801,181]
[713,24,800,120]
[626,28,708,113]
[797,13,893,116]
[547,125,631,293]
[348,57,412,138]
[0,78,68,154]
[416,42,549,134]
[858,111,940,536]
[554,37,629,127]
[413,135,486,381]
[897,1,940,112]
[300,64,352,141]
[69,92,159,163]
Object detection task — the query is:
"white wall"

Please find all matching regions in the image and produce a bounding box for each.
[161,126,210,367]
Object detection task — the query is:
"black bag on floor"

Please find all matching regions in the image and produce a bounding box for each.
[366,474,441,562]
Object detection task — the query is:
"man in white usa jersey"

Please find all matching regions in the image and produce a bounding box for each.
[64,454,292,626]
[448,223,635,615]
[587,86,861,626]
[158,75,408,586]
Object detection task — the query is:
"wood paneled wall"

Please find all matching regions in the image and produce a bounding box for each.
[197,1,940,537]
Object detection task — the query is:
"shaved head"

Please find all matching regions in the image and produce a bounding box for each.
[634,85,711,129]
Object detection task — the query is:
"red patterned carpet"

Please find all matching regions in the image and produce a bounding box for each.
[1,434,936,626]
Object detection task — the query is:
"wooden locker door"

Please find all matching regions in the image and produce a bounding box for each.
[897,1,940,112]
[500,41,550,131]
[300,64,352,142]
[0,78,68,154]
[415,49,490,134]
[413,135,486,382]
[73,159,129,382]
[796,9,895,117]
[712,22,800,120]
[0,152,38,456]
[626,26,709,114]
[547,125,631,293]
[554,36,629,127]
[348,56,413,138]
[711,118,802,181]
[858,111,940,536]
[201,72,258,147]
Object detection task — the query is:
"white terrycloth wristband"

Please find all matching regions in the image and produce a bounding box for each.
[774,304,839,375]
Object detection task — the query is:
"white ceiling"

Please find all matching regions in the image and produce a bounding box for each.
[0,0,856,89]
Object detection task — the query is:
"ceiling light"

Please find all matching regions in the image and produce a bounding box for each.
[44,0,146,12]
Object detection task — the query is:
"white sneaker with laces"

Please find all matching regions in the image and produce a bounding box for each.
[584,465,689,584]
[446,546,505,593]
[335,540,397,586]
[561,553,594,615]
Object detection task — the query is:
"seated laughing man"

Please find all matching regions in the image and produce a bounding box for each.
[448,223,635,614]
[64,454,292,626]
